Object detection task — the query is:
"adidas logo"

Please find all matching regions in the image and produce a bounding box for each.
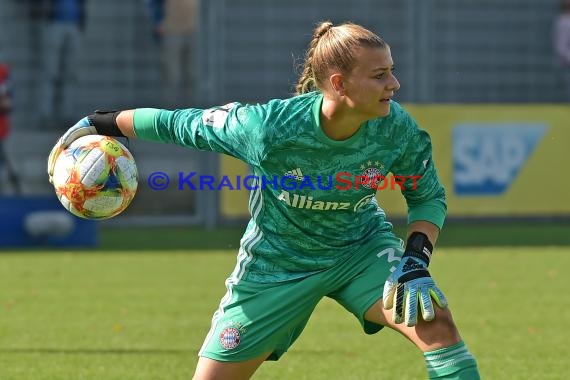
[284,168,305,181]
[402,258,423,273]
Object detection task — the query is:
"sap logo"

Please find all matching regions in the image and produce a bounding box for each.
[453,123,547,195]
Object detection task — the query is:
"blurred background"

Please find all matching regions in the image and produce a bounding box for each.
[0,0,569,249]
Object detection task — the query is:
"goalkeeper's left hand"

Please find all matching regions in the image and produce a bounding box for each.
[383,231,448,327]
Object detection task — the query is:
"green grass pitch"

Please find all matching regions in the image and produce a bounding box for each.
[0,247,567,379]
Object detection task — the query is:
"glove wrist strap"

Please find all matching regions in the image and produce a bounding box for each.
[89,110,125,137]
[403,231,433,265]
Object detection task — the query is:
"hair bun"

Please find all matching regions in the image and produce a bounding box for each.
[314,21,334,39]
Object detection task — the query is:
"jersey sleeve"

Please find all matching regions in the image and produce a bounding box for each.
[132,102,267,166]
[390,114,447,229]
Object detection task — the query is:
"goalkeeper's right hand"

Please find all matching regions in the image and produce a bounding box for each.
[47,116,97,184]
[47,110,124,184]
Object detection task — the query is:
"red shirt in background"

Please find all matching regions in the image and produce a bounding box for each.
[0,63,11,139]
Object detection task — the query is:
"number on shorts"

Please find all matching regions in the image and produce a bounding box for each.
[376,248,401,273]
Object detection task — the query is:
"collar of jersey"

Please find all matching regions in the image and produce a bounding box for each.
[311,92,367,147]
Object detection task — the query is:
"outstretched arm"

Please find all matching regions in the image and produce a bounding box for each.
[48,104,268,183]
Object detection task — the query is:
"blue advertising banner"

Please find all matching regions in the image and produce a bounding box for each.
[452,123,547,196]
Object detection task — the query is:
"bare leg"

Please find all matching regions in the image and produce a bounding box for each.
[192,352,272,380]
[364,299,461,352]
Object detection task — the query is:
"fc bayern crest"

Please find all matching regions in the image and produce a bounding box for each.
[362,166,383,189]
[220,327,241,350]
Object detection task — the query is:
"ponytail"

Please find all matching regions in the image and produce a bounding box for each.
[295,21,334,95]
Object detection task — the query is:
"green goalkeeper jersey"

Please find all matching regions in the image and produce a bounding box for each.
[133,91,446,282]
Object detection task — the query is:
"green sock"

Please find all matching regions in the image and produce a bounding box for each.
[424,341,480,379]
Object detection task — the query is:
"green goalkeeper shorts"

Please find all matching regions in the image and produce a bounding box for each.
[198,234,404,362]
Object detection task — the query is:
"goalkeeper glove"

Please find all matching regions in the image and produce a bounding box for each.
[47,111,123,183]
[382,231,448,327]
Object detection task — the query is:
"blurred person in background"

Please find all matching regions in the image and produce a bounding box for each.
[0,55,21,194]
[554,0,570,101]
[48,21,480,380]
[147,0,198,108]
[30,0,87,128]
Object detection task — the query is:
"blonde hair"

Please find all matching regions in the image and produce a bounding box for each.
[295,21,387,95]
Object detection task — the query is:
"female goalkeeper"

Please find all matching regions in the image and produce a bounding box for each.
[48,21,480,380]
